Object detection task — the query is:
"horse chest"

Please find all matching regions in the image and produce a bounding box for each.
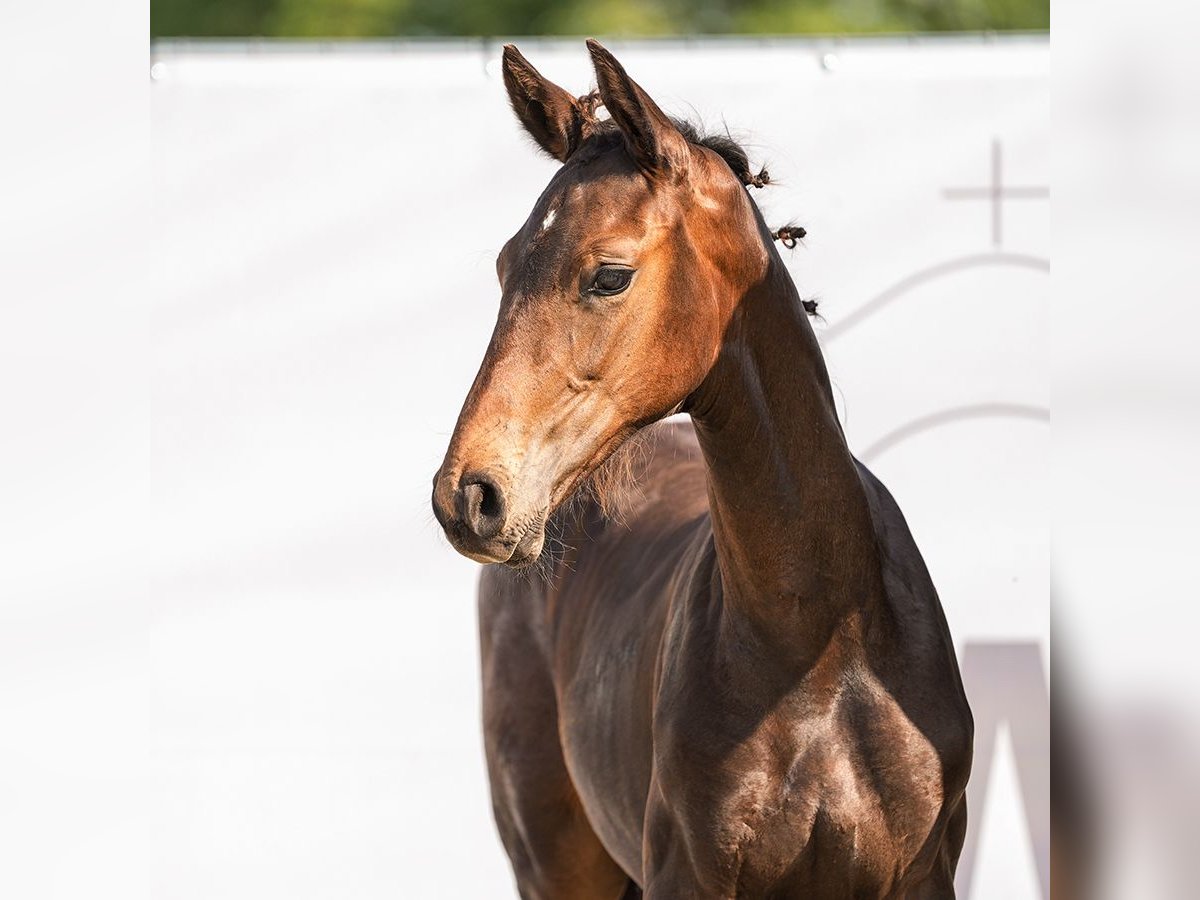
[647,683,944,898]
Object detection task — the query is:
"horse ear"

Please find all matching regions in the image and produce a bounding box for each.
[586,38,688,179]
[502,44,592,163]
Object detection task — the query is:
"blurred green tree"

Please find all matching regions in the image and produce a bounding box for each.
[151,0,1048,38]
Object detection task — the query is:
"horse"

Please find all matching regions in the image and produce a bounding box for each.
[431,40,973,899]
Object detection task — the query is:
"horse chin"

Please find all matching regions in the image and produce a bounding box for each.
[502,524,546,569]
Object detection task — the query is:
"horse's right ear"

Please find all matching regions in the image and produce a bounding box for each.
[502,44,592,163]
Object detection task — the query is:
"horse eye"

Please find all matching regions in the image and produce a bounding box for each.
[588,266,634,297]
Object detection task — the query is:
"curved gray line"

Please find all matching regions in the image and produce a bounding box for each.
[823,253,1050,343]
[858,403,1049,464]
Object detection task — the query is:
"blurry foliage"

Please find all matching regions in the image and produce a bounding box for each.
[151,0,1049,38]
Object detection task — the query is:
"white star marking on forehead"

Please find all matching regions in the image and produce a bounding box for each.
[541,207,557,232]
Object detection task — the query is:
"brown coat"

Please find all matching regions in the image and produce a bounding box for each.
[432,40,973,899]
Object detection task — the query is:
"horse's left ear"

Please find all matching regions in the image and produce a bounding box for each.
[502,44,593,163]
[586,38,689,179]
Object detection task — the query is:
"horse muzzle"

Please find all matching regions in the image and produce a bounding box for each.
[432,467,545,566]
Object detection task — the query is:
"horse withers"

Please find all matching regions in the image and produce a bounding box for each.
[431,40,973,899]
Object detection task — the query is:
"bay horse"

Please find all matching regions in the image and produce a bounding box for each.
[432,40,973,899]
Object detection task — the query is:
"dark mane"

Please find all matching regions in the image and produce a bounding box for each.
[673,119,772,189]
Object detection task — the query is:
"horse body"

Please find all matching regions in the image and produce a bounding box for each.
[481,427,970,899]
[434,40,972,899]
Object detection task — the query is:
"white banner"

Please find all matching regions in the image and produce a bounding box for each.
[151,37,1048,900]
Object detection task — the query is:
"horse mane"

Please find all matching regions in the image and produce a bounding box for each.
[673,120,771,190]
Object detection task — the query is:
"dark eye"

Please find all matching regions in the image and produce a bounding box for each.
[588,266,634,297]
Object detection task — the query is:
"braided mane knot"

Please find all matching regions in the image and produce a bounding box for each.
[772,225,807,249]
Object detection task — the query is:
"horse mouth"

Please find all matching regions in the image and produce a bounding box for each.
[447,515,546,568]
[501,517,547,568]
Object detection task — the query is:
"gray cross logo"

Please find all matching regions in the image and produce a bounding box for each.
[943,138,1049,248]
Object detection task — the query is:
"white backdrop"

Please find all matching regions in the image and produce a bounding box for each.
[150,36,1048,900]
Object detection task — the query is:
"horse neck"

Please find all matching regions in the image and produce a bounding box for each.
[687,238,886,661]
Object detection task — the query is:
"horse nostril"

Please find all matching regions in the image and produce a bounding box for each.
[477,481,503,519]
[458,472,507,540]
